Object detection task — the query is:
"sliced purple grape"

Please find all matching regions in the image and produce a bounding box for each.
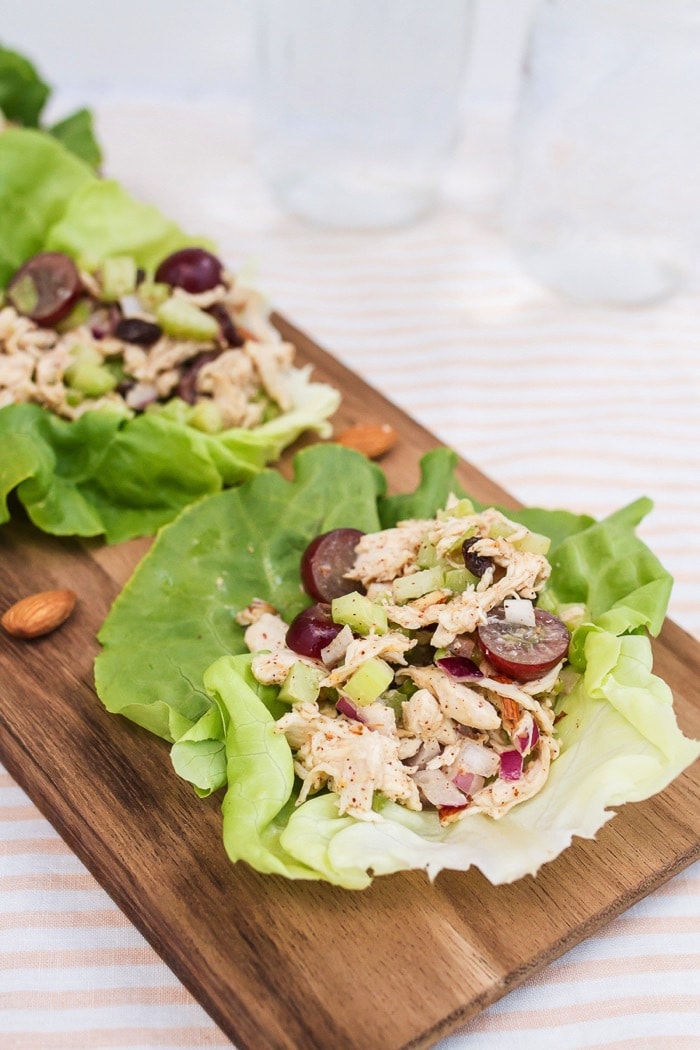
[176,350,220,404]
[462,537,494,578]
[7,252,82,326]
[300,528,365,603]
[286,603,343,660]
[114,317,163,346]
[154,248,224,293]
[477,607,570,683]
[207,302,244,348]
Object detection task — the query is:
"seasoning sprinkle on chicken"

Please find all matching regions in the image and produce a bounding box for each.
[242,500,571,825]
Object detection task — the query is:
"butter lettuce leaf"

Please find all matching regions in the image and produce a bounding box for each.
[0,129,94,285]
[0,44,101,167]
[0,128,204,285]
[203,626,698,888]
[0,128,338,540]
[0,44,50,127]
[95,444,385,737]
[47,108,102,169]
[0,391,339,544]
[95,444,698,887]
[44,178,209,272]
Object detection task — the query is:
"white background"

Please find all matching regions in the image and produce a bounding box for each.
[2,0,538,109]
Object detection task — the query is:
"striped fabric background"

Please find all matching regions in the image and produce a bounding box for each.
[1,98,699,1049]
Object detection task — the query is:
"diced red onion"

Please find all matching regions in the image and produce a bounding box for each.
[119,294,143,316]
[89,305,121,339]
[413,769,467,807]
[403,739,441,768]
[503,598,536,626]
[516,720,540,754]
[436,656,483,680]
[499,749,524,781]
[336,695,367,723]
[451,738,500,779]
[451,771,485,796]
[125,382,158,410]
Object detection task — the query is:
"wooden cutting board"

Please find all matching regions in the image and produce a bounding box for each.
[1,315,699,1050]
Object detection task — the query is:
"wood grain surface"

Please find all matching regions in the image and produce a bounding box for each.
[1,316,699,1050]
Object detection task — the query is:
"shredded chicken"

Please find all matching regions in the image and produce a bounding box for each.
[243,501,570,826]
[275,702,421,820]
[322,630,414,688]
[0,269,314,426]
[401,665,502,731]
[347,520,431,588]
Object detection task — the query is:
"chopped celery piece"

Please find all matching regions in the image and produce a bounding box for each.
[513,531,551,556]
[331,592,387,636]
[68,343,102,367]
[65,363,117,397]
[443,525,478,556]
[138,281,170,311]
[156,297,219,340]
[380,689,405,718]
[65,345,117,396]
[65,388,84,407]
[392,566,445,603]
[416,538,438,569]
[55,298,91,333]
[188,400,223,434]
[488,519,516,539]
[105,359,126,384]
[278,662,324,705]
[343,657,394,706]
[444,567,478,592]
[101,256,138,300]
[148,397,191,424]
[438,498,475,521]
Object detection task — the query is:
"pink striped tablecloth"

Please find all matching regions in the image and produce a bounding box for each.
[1,99,699,1050]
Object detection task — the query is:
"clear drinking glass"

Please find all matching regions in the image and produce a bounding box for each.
[506,0,700,305]
[252,0,474,229]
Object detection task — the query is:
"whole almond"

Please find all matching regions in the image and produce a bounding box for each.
[1,589,77,639]
[337,422,398,460]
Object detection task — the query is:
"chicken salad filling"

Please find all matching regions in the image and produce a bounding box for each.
[239,499,573,826]
[0,247,317,430]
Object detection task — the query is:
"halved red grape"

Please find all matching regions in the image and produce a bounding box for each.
[286,603,342,660]
[462,537,494,578]
[300,528,365,603]
[477,607,570,682]
[176,350,220,404]
[154,248,223,293]
[114,317,163,346]
[7,252,82,326]
[206,302,244,347]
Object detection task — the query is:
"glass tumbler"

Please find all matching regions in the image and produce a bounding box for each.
[252,0,474,229]
[505,0,700,305]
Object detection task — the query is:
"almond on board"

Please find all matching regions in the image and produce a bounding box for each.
[337,422,398,459]
[1,589,77,639]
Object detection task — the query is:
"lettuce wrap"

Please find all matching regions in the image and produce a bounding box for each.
[0,128,338,542]
[0,42,101,168]
[95,445,699,887]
